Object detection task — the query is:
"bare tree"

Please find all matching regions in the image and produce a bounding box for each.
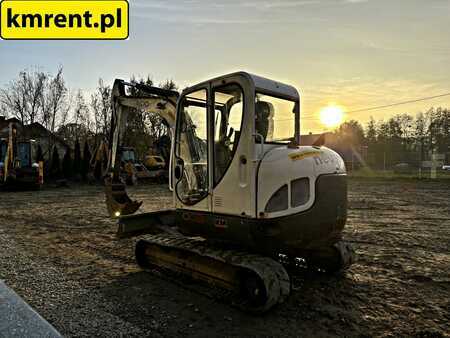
[90,78,112,145]
[41,66,70,133]
[99,79,112,140]
[0,71,30,125]
[25,70,47,124]
[73,90,90,139]
[58,89,91,147]
[90,91,102,136]
[0,68,67,128]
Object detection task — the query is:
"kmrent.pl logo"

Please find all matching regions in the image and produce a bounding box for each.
[0,0,129,40]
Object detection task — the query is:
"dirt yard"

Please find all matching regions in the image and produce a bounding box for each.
[0,179,449,337]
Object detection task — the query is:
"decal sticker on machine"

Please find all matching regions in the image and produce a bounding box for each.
[289,150,322,161]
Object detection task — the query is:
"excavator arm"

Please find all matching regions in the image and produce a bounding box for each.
[105,79,179,218]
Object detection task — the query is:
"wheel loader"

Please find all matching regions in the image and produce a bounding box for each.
[0,123,43,190]
[105,72,355,312]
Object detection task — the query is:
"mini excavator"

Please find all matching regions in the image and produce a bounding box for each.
[105,72,355,312]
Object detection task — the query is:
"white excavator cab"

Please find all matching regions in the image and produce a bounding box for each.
[173,72,301,218]
[108,72,346,224]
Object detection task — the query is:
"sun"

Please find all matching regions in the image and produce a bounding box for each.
[319,105,345,128]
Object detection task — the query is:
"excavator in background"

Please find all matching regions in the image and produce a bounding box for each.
[143,136,171,183]
[144,154,165,170]
[120,146,167,183]
[143,153,168,183]
[105,72,355,312]
[90,140,160,184]
[0,123,43,190]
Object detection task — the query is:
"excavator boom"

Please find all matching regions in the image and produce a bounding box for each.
[105,79,179,217]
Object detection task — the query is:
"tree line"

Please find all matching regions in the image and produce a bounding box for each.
[331,108,450,169]
[1,67,448,177]
[0,67,177,181]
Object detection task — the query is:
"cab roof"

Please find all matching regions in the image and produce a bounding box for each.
[183,71,300,102]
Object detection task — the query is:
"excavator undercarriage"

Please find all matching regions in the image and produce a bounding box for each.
[116,206,355,311]
[135,234,291,312]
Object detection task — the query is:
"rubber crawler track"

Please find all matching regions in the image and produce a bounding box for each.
[135,234,291,313]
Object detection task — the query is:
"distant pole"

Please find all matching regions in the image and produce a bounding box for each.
[419,136,423,179]
[351,151,354,171]
[431,153,437,179]
[383,152,386,172]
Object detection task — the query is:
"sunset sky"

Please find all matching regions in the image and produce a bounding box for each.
[1,0,449,133]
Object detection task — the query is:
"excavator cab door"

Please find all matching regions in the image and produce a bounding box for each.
[174,74,255,217]
[209,79,254,217]
[174,88,210,212]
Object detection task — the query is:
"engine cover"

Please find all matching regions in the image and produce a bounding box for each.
[257,146,346,218]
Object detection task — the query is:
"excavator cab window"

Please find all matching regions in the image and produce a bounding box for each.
[17,142,31,168]
[121,148,136,164]
[213,84,243,186]
[255,94,297,144]
[175,89,209,205]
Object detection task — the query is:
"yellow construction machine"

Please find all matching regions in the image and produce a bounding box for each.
[0,123,43,190]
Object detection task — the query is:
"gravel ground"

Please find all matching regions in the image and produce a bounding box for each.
[0,179,449,337]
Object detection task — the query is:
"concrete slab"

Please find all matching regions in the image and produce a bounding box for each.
[0,281,61,338]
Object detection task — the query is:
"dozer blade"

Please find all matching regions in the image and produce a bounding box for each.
[104,177,142,217]
[135,234,291,313]
[116,210,177,238]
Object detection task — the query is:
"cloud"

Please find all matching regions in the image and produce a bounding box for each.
[131,12,262,25]
[132,0,322,12]
[343,0,369,3]
[360,39,450,55]
[302,78,450,120]
[132,0,200,11]
[239,1,321,9]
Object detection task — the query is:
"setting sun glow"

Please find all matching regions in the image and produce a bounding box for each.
[319,105,345,128]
